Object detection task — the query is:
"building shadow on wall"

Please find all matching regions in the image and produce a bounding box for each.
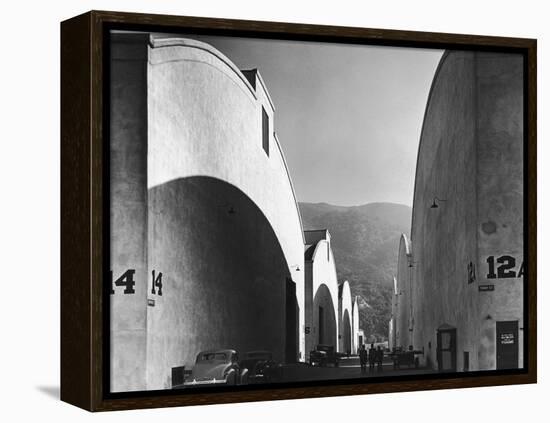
[144,175,300,387]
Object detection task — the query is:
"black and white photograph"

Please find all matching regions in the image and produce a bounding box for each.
[108,29,525,394]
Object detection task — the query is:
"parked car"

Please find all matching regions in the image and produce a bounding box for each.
[309,344,339,367]
[183,349,242,387]
[239,350,282,384]
[389,346,423,369]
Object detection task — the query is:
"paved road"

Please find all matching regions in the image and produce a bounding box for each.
[175,356,437,390]
[277,356,436,383]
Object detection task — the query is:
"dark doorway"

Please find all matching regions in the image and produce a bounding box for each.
[318,306,325,344]
[463,351,469,372]
[285,278,298,363]
[313,285,337,349]
[496,321,519,369]
[436,327,457,372]
[342,310,351,355]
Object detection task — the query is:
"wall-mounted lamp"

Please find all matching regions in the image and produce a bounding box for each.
[290,264,301,272]
[430,196,447,209]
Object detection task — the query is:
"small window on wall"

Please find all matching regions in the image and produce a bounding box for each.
[262,106,269,156]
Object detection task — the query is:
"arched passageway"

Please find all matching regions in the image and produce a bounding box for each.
[145,176,298,388]
[342,309,352,355]
[313,284,337,348]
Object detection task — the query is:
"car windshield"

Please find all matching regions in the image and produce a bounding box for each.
[197,352,227,362]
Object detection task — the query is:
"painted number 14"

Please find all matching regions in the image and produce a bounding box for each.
[110,269,163,295]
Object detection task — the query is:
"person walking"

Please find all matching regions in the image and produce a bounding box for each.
[376,346,384,373]
[368,343,376,373]
[359,344,367,374]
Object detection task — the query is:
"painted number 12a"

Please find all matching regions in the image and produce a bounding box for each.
[486,255,524,279]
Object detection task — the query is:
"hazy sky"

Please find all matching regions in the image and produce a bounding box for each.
[175,34,443,207]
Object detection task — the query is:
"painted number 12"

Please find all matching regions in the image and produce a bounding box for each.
[486,255,524,279]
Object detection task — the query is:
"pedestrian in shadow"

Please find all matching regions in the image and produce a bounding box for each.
[359,344,367,374]
[368,343,376,373]
[376,346,384,373]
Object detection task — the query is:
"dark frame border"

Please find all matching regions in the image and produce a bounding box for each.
[60,10,537,412]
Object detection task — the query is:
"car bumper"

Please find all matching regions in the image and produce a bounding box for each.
[182,378,228,386]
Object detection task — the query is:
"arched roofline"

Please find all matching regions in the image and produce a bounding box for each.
[410,50,451,234]
[150,36,258,99]
[309,240,340,298]
[338,280,352,300]
[274,132,306,245]
[150,38,276,115]
[338,281,353,319]
[149,35,306,245]
[307,239,325,263]
[308,235,335,265]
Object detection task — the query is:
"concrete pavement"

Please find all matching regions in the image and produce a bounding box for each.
[277,356,436,383]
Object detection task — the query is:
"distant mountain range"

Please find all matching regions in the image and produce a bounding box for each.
[299,202,412,342]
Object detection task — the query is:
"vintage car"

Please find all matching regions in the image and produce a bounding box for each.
[309,344,339,367]
[389,346,423,369]
[239,350,282,384]
[183,349,242,387]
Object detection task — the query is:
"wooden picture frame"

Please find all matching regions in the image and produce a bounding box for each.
[61,10,536,411]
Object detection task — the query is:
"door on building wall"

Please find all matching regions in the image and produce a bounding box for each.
[318,306,325,345]
[496,321,518,369]
[436,326,457,372]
